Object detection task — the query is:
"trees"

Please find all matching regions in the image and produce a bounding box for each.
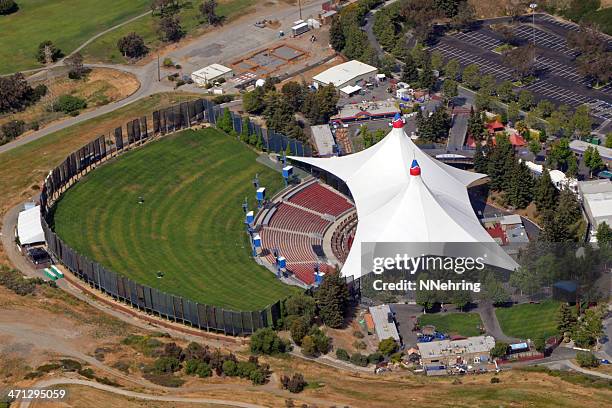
[461,64,480,89]
[596,222,612,244]
[430,50,444,72]
[444,59,460,81]
[503,44,536,80]
[242,87,265,114]
[418,56,436,91]
[303,84,338,125]
[1,120,25,141]
[556,303,577,336]
[200,0,222,26]
[117,33,148,59]
[401,54,419,84]
[0,0,18,15]
[473,142,488,173]
[606,133,612,148]
[583,146,604,177]
[571,105,592,139]
[528,139,541,158]
[567,22,611,86]
[442,79,458,101]
[517,90,533,110]
[535,169,558,212]
[450,1,475,31]
[377,338,398,356]
[576,351,600,368]
[36,41,62,64]
[314,270,349,328]
[281,373,307,393]
[285,293,316,324]
[53,95,87,115]
[507,159,534,209]
[490,342,508,359]
[507,101,520,123]
[300,336,317,357]
[65,52,87,79]
[150,0,180,16]
[329,16,345,52]
[281,82,305,112]
[250,328,287,355]
[416,107,450,141]
[290,317,310,346]
[496,81,515,103]
[158,14,184,42]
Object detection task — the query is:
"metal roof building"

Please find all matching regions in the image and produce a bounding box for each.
[369,304,400,343]
[310,124,335,157]
[418,335,495,361]
[313,60,378,89]
[578,179,612,241]
[191,64,234,85]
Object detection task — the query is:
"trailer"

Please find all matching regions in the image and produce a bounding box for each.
[44,268,58,281]
[291,22,310,37]
[50,265,64,278]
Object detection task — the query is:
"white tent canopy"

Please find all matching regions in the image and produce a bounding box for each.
[17,205,44,246]
[289,117,519,278]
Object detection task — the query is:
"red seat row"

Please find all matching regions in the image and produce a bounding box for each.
[288,183,353,216]
[268,204,329,234]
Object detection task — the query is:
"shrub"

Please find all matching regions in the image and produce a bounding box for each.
[0,0,19,15]
[350,353,368,367]
[368,352,383,364]
[378,338,398,356]
[163,57,174,67]
[222,360,238,376]
[576,351,600,368]
[162,342,184,361]
[60,359,82,372]
[336,348,350,361]
[236,361,257,378]
[111,361,130,374]
[250,328,287,355]
[33,84,48,99]
[353,340,367,350]
[308,327,330,355]
[0,265,39,295]
[29,121,39,131]
[281,373,307,393]
[353,330,365,339]
[53,95,86,114]
[78,368,95,379]
[249,368,268,385]
[143,373,184,387]
[212,94,234,105]
[2,120,25,140]
[490,377,500,384]
[153,356,180,374]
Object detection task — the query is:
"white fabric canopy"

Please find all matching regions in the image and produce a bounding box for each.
[290,120,519,278]
[17,205,44,246]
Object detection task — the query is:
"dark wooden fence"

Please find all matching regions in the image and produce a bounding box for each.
[39,98,309,336]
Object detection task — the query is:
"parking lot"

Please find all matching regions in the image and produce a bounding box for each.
[431,13,612,122]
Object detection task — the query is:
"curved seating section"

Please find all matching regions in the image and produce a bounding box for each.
[259,182,356,285]
[331,212,358,263]
[268,205,328,234]
[288,183,353,216]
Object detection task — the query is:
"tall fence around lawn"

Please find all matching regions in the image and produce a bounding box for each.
[39,98,311,336]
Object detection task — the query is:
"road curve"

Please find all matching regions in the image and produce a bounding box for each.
[18,378,267,408]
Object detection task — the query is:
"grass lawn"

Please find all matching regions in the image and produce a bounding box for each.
[81,0,258,64]
[419,312,483,337]
[495,300,561,340]
[0,93,200,224]
[0,0,150,74]
[52,128,297,310]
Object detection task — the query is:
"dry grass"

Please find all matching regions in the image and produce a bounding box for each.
[0,68,140,133]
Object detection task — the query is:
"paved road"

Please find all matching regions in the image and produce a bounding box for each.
[0,0,327,156]
[474,302,521,343]
[540,359,612,380]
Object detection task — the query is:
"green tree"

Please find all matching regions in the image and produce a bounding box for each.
[242,87,265,113]
[536,99,554,118]
[285,293,316,323]
[507,101,520,123]
[0,0,18,15]
[290,317,310,346]
[473,142,488,173]
[401,54,419,84]
[605,133,612,148]
[329,16,345,52]
[250,328,287,355]
[154,356,180,374]
[556,303,577,335]
[430,50,444,72]
[444,58,460,81]
[442,80,458,103]
[584,146,604,177]
[336,348,350,361]
[461,64,480,89]
[300,335,317,357]
[314,270,349,328]
[36,40,63,64]
[572,105,592,139]
[576,351,600,368]
[490,342,508,359]
[157,14,184,42]
[596,222,612,244]
[535,169,558,212]
[418,57,436,91]
[200,0,222,25]
[528,139,541,157]
[117,32,148,59]
[517,90,533,110]
[508,159,534,208]
[496,81,515,102]
[378,338,398,356]
[281,81,305,112]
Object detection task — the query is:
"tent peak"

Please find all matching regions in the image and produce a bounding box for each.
[410,159,421,176]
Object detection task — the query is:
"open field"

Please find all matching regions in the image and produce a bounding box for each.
[81,0,258,64]
[419,312,483,337]
[0,0,150,74]
[0,68,140,135]
[496,300,561,340]
[52,128,296,310]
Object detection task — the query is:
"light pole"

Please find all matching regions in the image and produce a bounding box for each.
[529,3,538,65]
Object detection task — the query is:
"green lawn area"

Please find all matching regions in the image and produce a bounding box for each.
[495,300,561,340]
[52,128,297,310]
[0,0,150,74]
[81,0,257,64]
[419,312,483,337]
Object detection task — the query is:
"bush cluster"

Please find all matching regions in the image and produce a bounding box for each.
[0,265,43,295]
[53,94,87,115]
[280,373,307,393]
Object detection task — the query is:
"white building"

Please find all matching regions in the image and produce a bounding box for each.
[522,160,577,192]
[578,179,612,242]
[313,60,378,89]
[570,140,612,166]
[16,205,44,247]
[191,64,234,86]
[289,114,519,279]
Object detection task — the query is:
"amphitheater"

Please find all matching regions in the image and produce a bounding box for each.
[255,178,357,285]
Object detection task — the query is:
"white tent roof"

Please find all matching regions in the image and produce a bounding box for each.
[17,205,44,246]
[290,118,519,278]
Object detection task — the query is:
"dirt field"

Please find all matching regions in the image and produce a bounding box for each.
[0,68,140,137]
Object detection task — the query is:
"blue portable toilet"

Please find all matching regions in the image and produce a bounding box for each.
[314,270,325,285]
[246,210,254,225]
[252,233,262,255]
[277,256,286,270]
[282,165,293,178]
[256,187,266,207]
